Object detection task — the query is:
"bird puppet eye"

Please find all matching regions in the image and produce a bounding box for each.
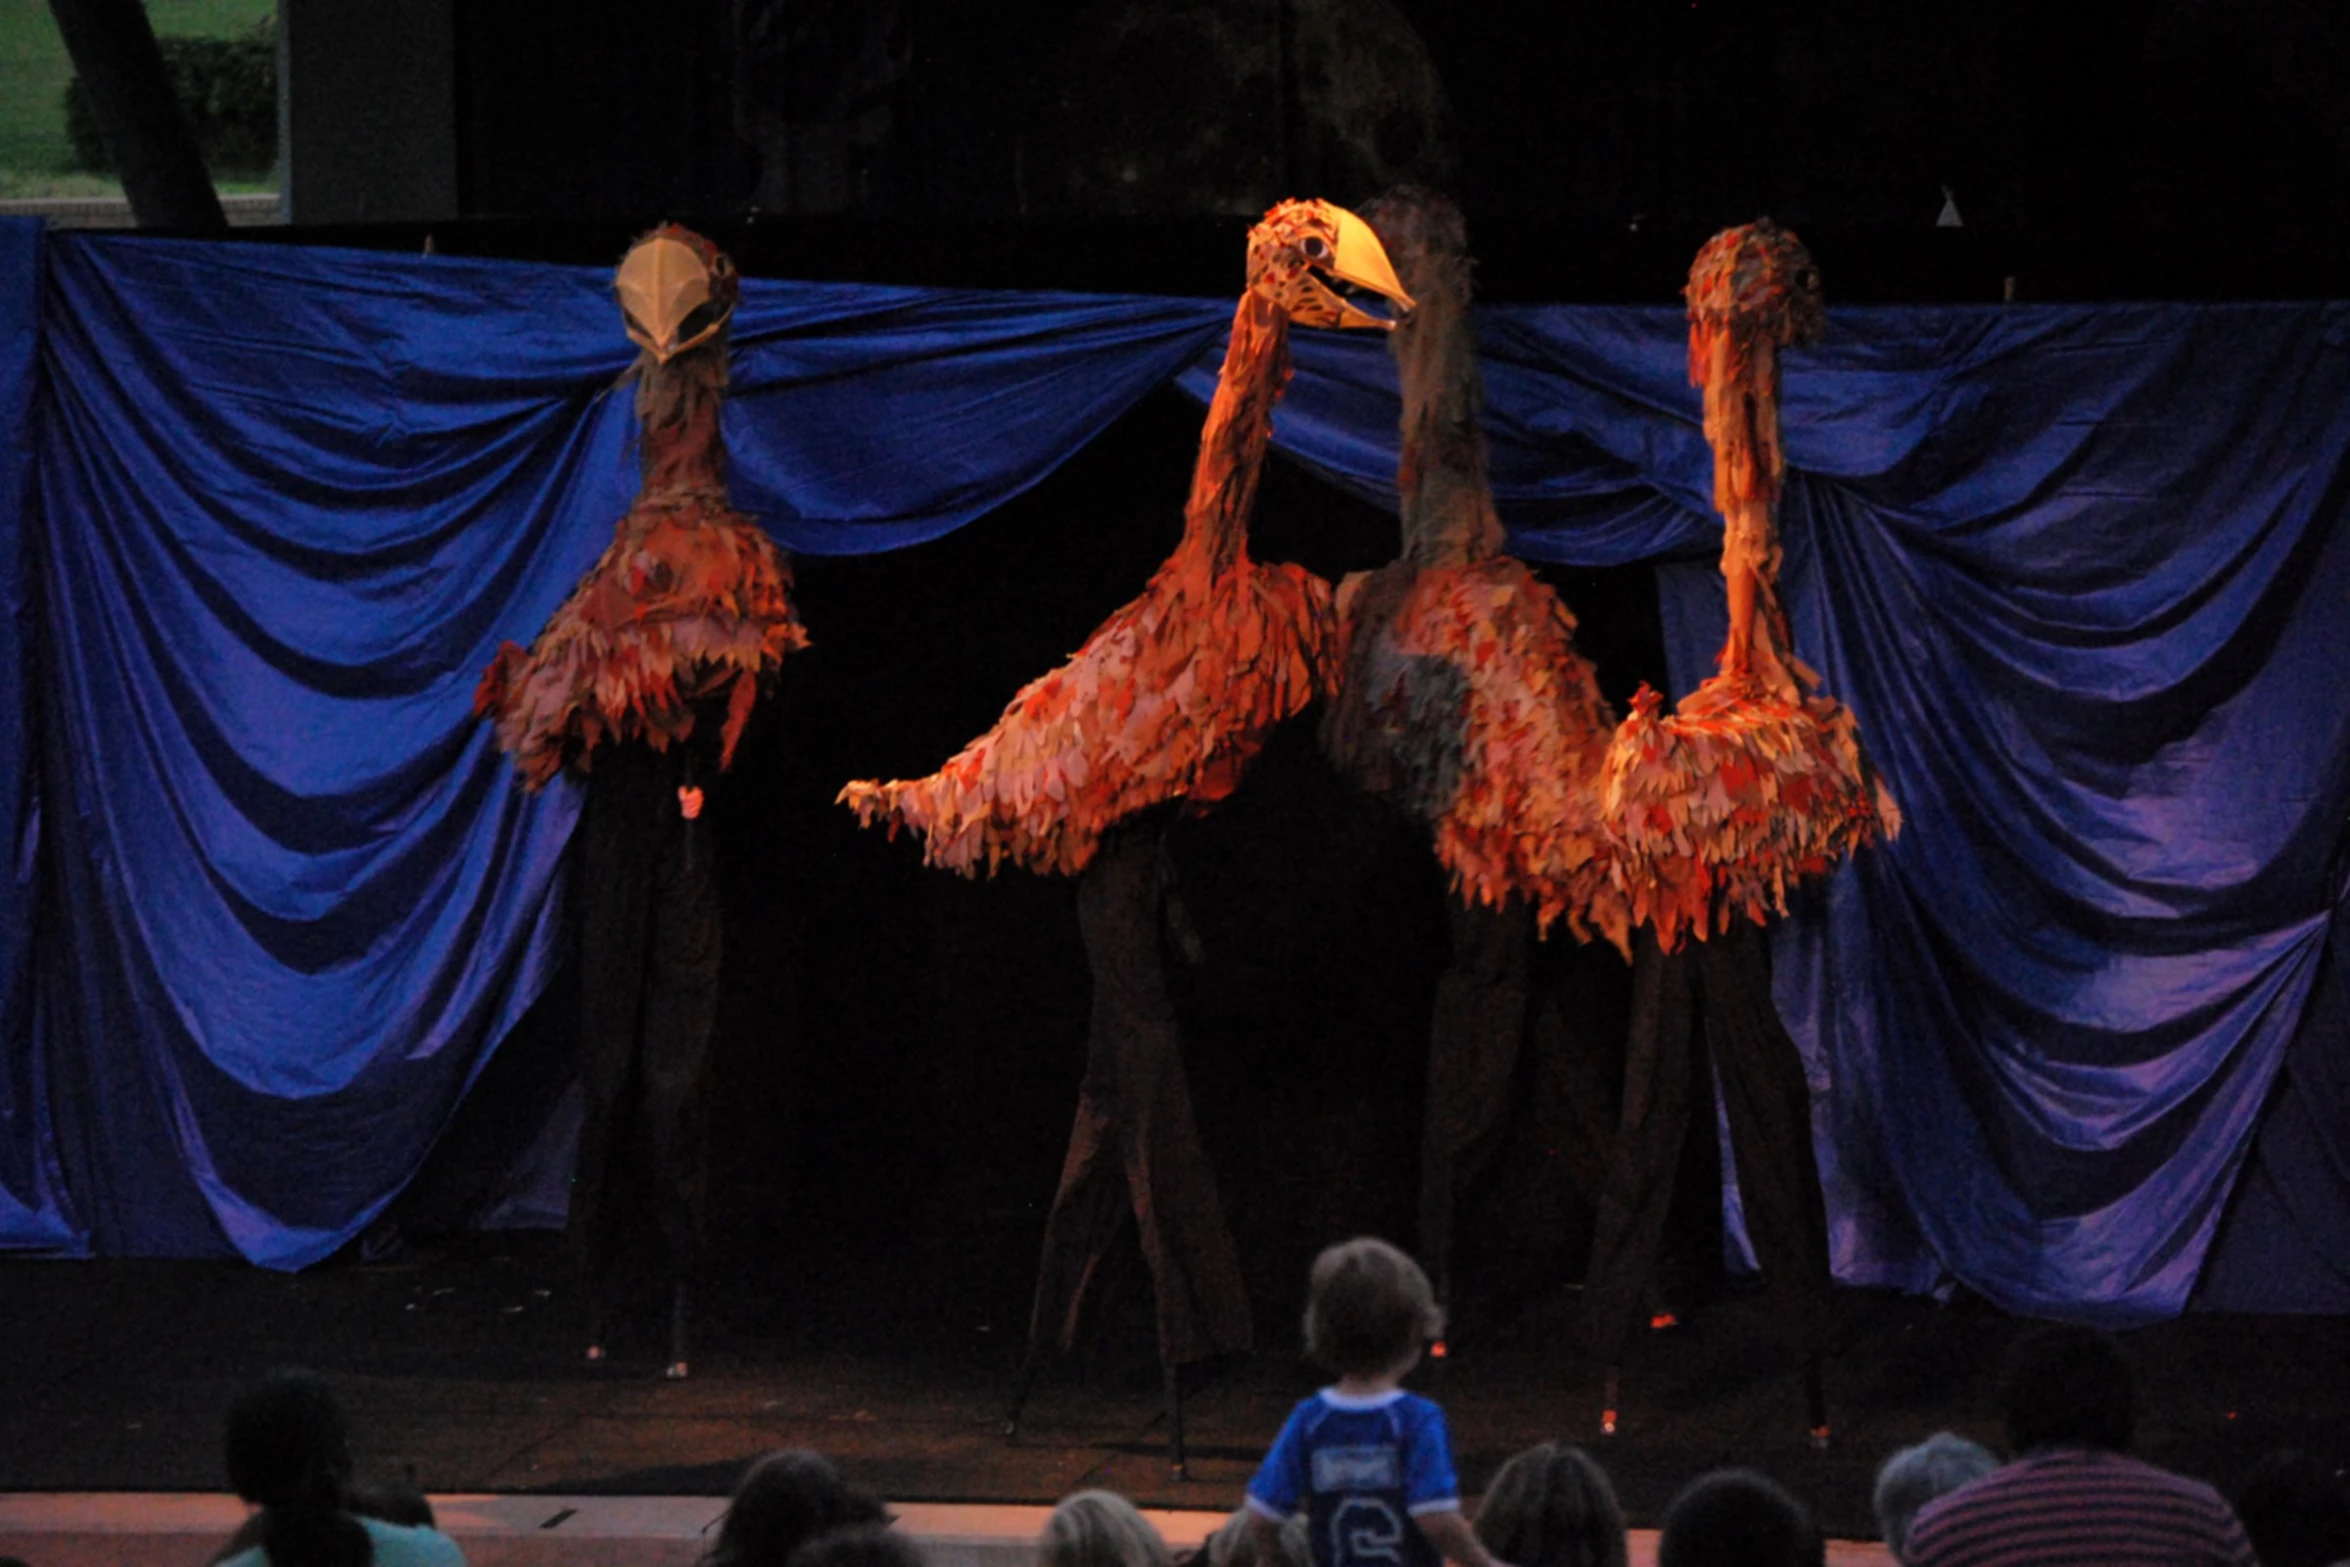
[1301,233,1332,263]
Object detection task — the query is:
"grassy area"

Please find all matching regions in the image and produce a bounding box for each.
[0,0,275,192]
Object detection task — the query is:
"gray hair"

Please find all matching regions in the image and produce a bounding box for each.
[1039,1491,1174,1567]
[1873,1433,1998,1563]
[1197,1508,1308,1567]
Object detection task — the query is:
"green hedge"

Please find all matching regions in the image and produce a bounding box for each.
[64,18,276,178]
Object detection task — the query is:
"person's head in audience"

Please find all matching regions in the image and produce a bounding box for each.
[1872,1432,1996,1564]
[2000,1323,2135,1455]
[1474,1442,1627,1567]
[345,1475,435,1530]
[703,1449,889,1567]
[1303,1237,1441,1381]
[223,1369,372,1567]
[1657,1469,1823,1567]
[1038,1490,1174,1567]
[2233,1449,2350,1567]
[1197,1506,1307,1567]
[785,1523,927,1567]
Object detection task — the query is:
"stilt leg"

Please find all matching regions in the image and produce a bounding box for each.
[1600,1364,1621,1438]
[664,1283,692,1380]
[1002,1339,1045,1442]
[1165,1360,1188,1481]
[1418,897,1533,1335]
[1805,1353,1829,1449]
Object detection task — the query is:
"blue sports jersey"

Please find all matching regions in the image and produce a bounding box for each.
[1246,1388,1461,1567]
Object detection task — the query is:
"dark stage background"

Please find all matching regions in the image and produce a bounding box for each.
[438,0,2350,300]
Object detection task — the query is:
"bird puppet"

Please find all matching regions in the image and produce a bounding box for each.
[1322,187,1630,958]
[1318,187,1627,1316]
[1601,220,1898,951]
[475,224,808,788]
[838,200,1412,874]
[840,201,1414,1465]
[472,226,807,1381]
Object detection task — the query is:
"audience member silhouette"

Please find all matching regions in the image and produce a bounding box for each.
[1656,1468,1823,1567]
[215,1370,463,1567]
[1039,1491,1175,1567]
[1905,1324,2255,1567]
[1474,1442,1627,1567]
[1873,1433,1996,1564]
[700,1449,890,1567]
[1195,1506,1309,1567]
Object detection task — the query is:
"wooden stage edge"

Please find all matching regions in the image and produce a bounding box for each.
[0,1492,1897,1567]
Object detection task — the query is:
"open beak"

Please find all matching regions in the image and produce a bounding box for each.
[617,233,726,363]
[1315,205,1416,330]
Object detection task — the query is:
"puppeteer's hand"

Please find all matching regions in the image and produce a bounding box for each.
[677,786,705,821]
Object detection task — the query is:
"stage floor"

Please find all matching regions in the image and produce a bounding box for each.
[3,1231,2343,1543]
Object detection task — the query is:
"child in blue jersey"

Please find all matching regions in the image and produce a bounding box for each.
[1245,1239,1511,1567]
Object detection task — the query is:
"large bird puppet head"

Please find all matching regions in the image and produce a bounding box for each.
[616,224,740,365]
[1684,218,1822,381]
[1246,199,1415,330]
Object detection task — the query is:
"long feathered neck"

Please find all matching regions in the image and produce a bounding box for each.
[630,341,731,504]
[1175,290,1291,579]
[1392,237,1504,567]
[1694,325,1785,533]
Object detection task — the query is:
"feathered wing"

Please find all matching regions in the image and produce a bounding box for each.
[1327,557,1629,955]
[475,495,809,789]
[840,541,1332,878]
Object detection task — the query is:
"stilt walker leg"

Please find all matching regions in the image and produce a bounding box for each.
[572,750,662,1362]
[1165,1360,1188,1481]
[1001,1339,1046,1442]
[1581,929,1701,1434]
[1417,897,1534,1319]
[1012,824,1251,1448]
[1693,923,1837,1441]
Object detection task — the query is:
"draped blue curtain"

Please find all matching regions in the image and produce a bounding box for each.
[0,221,77,1253]
[2,222,2344,1317]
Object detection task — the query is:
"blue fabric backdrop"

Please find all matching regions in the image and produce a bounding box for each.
[0,220,76,1254]
[0,222,2343,1319]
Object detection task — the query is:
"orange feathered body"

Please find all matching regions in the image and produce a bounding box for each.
[839,289,1332,878]
[1604,674,1899,952]
[1328,557,1628,953]
[475,346,809,789]
[1602,220,1897,950]
[840,539,1330,877]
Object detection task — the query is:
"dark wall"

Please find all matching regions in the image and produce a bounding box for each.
[440,0,2350,298]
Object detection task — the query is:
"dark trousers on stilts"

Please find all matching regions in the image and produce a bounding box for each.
[1583,922,1832,1368]
[569,744,722,1303]
[1025,824,1252,1373]
[1418,896,1533,1304]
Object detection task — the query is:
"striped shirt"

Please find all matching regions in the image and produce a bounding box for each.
[1905,1448,2257,1567]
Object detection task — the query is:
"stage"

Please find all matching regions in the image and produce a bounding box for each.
[1,1232,2341,1552]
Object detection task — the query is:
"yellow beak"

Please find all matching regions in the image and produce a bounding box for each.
[1319,205,1416,330]
[616,233,725,363]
